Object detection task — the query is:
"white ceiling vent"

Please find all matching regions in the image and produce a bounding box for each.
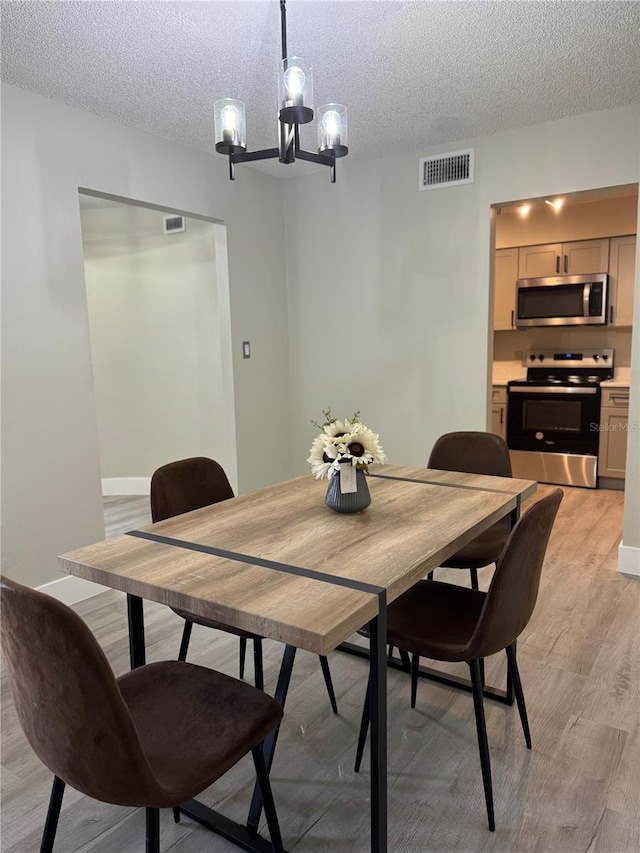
[163,214,186,234]
[419,148,474,191]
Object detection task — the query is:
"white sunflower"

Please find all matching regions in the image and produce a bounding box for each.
[306,435,333,480]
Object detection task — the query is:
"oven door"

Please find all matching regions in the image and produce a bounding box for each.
[507,385,600,456]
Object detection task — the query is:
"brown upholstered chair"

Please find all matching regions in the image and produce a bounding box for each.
[354,489,563,832]
[0,575,285,853]
[427,431,514,590]
[151,457,338,713]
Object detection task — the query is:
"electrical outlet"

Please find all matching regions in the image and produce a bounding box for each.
[242,341,251,359]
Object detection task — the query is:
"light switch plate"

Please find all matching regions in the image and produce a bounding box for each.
[242,341,251,359]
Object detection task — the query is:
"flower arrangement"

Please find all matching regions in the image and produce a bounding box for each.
[307,410,386,480]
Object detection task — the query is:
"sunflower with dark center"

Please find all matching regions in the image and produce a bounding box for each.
[307,411,387,480]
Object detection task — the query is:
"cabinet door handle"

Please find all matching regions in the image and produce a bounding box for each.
[500,408,504,425]
[511,309,514,328]
[610,395,629,404]
[564,254,568,273]
[609,305,614,324]
[555,255,560,274]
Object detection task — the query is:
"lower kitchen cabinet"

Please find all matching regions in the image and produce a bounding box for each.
[598,387,630,482]
[491,386,507,441]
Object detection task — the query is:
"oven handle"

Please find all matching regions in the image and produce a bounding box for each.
[509,386,598,395]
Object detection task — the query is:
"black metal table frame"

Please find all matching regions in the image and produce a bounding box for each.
[124,536,388,853]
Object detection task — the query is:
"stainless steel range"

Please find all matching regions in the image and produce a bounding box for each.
[507,349,614,488]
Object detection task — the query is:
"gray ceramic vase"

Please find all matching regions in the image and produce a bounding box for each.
[325,468,371,513]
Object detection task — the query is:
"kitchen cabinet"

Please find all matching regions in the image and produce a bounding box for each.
[598,387,630,481]
[493,248,519,330]
[518,238,610,278]
[490,386,507,441]
[608,235,636,327]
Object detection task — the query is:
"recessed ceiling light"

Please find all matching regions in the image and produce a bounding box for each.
[519,203,531,217]
[545,198,564,211]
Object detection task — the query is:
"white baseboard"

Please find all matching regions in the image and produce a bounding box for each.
[618,542,640,577]
[102,477,151,496]
[37,575,113,605]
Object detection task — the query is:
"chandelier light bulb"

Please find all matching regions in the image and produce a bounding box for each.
[322,109,341,135]
[317,104,348,157]
[221,104,239,131]
[283,65,306,104]
[213,98,246,154]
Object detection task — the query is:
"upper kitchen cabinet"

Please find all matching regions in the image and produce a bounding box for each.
[518,238,610,278]
[608,235,636,327]
[493,247,519,330]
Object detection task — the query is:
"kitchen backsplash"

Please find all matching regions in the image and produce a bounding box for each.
[493,327,633,367]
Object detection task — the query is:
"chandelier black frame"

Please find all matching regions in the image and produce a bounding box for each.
[214,0,348,183]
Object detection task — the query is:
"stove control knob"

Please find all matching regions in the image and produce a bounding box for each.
[529,354,536,361]
[593,354,600,361]
[539,355,545,362]
[602,353,609,361]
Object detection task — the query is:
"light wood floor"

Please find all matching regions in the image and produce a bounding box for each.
[2,486,639,852]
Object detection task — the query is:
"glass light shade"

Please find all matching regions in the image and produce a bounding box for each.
[214,98,247,154]
[317,104,348,157]
[279,57,314,125]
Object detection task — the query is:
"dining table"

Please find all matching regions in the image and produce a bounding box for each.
[59,464,537,853]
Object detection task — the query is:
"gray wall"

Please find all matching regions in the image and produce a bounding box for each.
[1,83,292,588]
[284,104,640,556]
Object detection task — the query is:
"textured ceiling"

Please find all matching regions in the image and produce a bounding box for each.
[3,1,640,178]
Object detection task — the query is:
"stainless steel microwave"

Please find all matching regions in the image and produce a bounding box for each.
[515,273,608,328]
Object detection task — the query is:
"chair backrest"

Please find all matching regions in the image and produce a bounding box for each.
[427,431,512,478]
[465,489,563,659]
[150,456,234,523]
[0,575,164,806]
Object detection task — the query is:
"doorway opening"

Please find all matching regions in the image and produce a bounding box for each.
[78,191,236,536]
[487,183,637,491]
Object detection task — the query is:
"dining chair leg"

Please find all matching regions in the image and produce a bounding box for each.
[239,636,248,679]
[253,638,264,691]
[426,571,434,580]
[177,620,193,662]
[145,808,160,853]
[479,657,485,687]
[40,776,65,853]
[505,643,531,748]
[505,638,516,706]
[399,649,412,672]
[468,659,495,832]
[251,744,285,853]
[318,655,339,714]
[470,568,479,590]
[354,679,371,773]
[388,644,394,657]
[410,653,420,709]
[172,806,181,823]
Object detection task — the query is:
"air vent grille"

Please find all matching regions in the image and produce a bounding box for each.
[163,214,186,234]
[419,148,474,191]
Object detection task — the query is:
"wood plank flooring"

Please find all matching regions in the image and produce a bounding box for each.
[2,486,639,852]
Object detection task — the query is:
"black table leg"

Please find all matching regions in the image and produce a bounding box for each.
[370,595,388,853]
[247,644,297,831]
[126,594,146,669]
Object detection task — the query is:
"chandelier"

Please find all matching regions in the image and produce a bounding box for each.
[213,0,348,183]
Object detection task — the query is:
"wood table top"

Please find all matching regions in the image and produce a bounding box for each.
[59,466,536,655]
